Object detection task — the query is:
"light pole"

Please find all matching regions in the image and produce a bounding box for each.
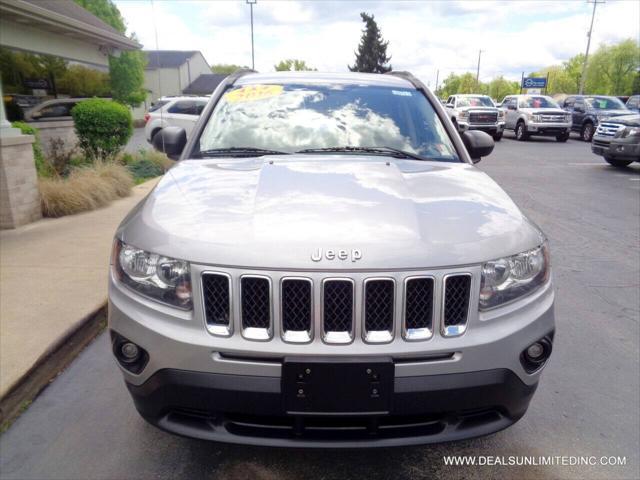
[476,49,483,86]
[579,0,605,94]
[246,0,256,70]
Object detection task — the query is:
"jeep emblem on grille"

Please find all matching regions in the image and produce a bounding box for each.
[311,248,362,262]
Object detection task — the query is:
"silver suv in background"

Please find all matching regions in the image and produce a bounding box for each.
[445,94,505,141]
[591,113,640,167]
[501,94,572,142]
[109,71,554,447]
[144,96,208,143]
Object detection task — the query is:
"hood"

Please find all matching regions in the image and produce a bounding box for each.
[118,155,544,270]
[520,108,567,115]
[602,113,640,126]
[459,106,498,112]
[596,109,632,119]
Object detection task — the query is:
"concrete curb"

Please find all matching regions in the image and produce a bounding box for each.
[0,302,108,428]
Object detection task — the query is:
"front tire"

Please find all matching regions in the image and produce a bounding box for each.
[581,122,594,142]
[556,132,570,142]
[515,122,529,141]
[605,156,633,168]
[493,132,503,141]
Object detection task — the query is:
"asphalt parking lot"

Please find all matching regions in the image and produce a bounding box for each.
[1,133,638,480]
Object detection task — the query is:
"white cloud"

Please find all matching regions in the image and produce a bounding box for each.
[116,0,639,86]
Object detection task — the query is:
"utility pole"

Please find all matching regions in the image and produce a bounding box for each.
[476,50,483,86]
[579,0,605,94]
[247,0,257,70]
[434,69,440,95]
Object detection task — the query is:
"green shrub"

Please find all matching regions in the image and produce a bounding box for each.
[71,98,132,161]
[127,158,164,181]
[11,121,52,177]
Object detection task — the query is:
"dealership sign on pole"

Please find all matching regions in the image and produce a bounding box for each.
[521,77,547,89]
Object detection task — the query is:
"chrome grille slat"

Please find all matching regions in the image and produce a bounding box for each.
[363,279,395,343]
[240,276,272,340]
[442,274,471,337]
[322,279,354,343]
[595,122,625,137]
[404,277,434,341]
[281,278,313,343]
[201,273,232,336]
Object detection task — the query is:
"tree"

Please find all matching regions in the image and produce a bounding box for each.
[349,12,392,73]
[58,65,110,97]
[212,64,248,74]
[486,76,519,101]
[73,0,146,107]
[274,59,316,71]
[587,39,639,95]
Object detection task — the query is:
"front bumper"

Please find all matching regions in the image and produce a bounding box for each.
[458,121,505,134]
[592,136,640,161]
[126,367,538,447]
[526,122,571,136]
[109,266,555,446]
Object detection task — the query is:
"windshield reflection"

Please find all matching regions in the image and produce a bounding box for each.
[198,84,458,161]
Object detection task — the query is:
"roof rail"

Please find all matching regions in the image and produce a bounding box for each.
[227,68,257,85]
[386,71,423,90]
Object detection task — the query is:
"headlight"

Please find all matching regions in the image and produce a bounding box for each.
[480,242,550,310]
[458,110,469,119]
[565,114,571,122]
[615,126,640,138]
[113,239,192,309]
[527,113,540,122]
[498,110,505,119]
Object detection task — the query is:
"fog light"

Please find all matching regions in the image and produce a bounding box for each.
[526,342,544,360]
[120,342,140,363]
[111,331,149,374]
[520,335,553,373]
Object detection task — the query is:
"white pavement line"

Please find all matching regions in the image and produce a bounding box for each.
[567,162,606,166]
[629,178,640,181]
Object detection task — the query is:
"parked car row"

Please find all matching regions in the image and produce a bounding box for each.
[144,96,209,143]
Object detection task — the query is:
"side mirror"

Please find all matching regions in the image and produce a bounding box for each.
[462,130,494,163]
[574,106,584,113]
[446,103,454,108]
[507,104,516,111]
[152,126,187,160]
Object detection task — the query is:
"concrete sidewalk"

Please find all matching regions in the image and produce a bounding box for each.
[0,178,159,398]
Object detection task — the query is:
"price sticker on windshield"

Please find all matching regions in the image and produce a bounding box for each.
[225,85,284,103]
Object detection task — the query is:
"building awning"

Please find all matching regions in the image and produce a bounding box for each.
[0,0,140,67]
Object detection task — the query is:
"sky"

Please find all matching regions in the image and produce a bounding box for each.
[114,0,639,87]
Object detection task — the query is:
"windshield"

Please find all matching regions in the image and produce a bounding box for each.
[585,96,626,110]
[518,96,559,109]
[457,96,494,107]
[198,83,459,161]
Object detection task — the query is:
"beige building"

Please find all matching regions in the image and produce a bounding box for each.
[0,0,139,228]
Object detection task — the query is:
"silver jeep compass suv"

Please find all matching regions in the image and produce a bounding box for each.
[109,71,555,447]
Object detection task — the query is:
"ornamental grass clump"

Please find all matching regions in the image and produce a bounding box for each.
[39,162,133,217]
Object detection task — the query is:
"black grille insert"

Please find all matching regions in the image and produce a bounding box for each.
[364,280,395,332]
[241,277,271,330]
[405,278,434,331]
[281,279,312,333]
[202,273,230,327]
[323,280,353,333]
[443,275,471,327]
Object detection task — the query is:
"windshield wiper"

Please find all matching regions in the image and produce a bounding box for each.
[194,147,289,158]
[296,146,425,160]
